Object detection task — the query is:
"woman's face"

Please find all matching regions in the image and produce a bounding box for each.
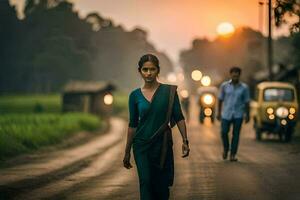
[140,61,159,83]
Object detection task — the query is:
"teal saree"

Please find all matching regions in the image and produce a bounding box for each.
[128,83,185,200]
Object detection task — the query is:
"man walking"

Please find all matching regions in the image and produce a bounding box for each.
[217,67,250,162]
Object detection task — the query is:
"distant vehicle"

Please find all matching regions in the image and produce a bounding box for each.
[251,82,298,142]
[197,86,218,124]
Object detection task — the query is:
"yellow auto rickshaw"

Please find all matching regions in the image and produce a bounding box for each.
[251,82,298,142]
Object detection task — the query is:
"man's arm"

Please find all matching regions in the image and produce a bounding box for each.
[217,83,225,121]
[244,85,250,123]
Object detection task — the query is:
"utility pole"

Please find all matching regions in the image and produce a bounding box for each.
[258,1,265,74]
[258,1,264,33]
[268,0,273,81]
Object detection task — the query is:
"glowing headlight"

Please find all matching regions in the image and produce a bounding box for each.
[104,94,113,105]
[289,107,296,114]
[204,108,212,116]
[281,119,287,125]
[202,94,214,105]
[268,114,275,120]
[266,107,274,114]
[288,114,294,120]
[275,107,289,118]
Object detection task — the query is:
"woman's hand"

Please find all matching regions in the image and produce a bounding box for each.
[176,120,189,158]
[182,142,190,158]
[123,152,133,169]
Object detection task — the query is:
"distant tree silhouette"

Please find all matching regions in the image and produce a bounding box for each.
[0,0,20,93]
[0,0,174,93]
[275,0,300,33]
[274,0,300,70]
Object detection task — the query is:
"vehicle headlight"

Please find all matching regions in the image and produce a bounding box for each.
[289,107,296,114]
[288,114,295,120]
[275,107,289,118]
[204,108,212,116]
[266,107,274,114]
[281,119,287,125]
[268,114,275,120]
[202,94,214,105]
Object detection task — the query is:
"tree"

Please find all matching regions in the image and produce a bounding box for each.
[274,0,300,33]
[274,0,300,70]
[1,0,174,93]
[0,0,20,93]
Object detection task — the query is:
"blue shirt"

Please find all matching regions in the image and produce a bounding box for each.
[218,80,250,120]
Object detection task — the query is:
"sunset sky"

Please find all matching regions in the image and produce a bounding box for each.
[10,0,289,64]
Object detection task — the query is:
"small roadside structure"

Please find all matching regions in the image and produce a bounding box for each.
[62,81,115,117]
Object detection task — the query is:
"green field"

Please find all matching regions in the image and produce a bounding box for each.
[0,93,128,116]
[0,93,129,160]
[0,94,108,160]
[0,94,61,113]
[0,113,102,160]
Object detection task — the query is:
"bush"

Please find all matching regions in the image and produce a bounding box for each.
[112,92,128,119]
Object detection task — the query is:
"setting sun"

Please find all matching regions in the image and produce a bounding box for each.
[217,22,235,36]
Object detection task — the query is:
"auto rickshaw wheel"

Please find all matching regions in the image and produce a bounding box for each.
[200,117,204,124]
[199,110,204,124]
[211,111,215,124]
[279,131,284,142]
[254,119,262,141]
[284,128,294,142]
[255,128,262,141]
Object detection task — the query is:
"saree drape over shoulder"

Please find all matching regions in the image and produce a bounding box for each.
[128,84,185,200]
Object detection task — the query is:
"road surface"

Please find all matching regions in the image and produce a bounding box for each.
[1,96,300,200]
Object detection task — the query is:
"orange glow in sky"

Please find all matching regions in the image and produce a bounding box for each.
[10,0,289,63]
[217,22,235,36]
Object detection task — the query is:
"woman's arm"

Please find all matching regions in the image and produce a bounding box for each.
[176,119,190,157]
[124,91,138,169]
[171,89,190,157]
[176,119,188,143]
[125,127,136,153]
[123,127,136,169]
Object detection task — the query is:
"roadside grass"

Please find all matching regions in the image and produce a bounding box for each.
[0,92,129,161]
[0,113,102,160]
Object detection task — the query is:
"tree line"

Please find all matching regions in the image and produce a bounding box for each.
[0,0,174,93]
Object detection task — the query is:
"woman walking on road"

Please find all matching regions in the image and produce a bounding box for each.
[123,54,190,200]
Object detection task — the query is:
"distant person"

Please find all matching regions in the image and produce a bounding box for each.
[123,54,190,200]
[217,66,250,162]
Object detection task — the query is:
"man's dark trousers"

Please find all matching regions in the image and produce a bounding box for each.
[221,118,243,155]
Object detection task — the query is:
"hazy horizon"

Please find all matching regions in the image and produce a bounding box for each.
[10,0,290,65]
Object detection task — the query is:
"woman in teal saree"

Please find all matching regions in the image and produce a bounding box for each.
[123,54,190,200]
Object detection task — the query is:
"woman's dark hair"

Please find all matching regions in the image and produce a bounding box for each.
[138,54,160,73]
